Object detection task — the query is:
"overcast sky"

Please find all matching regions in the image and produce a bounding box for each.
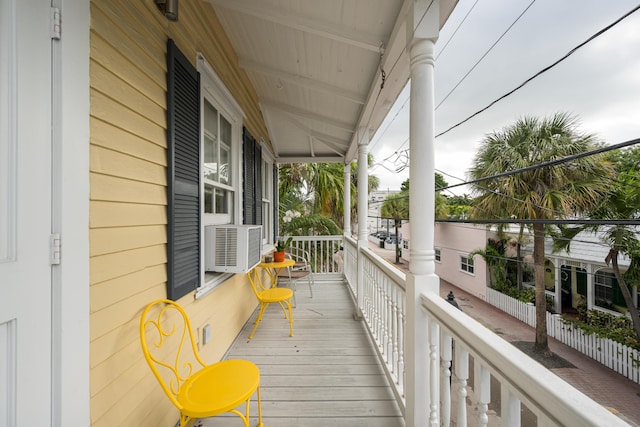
[369,0,640,196]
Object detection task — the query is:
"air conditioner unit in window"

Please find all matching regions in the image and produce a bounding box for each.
[205,225,263,273]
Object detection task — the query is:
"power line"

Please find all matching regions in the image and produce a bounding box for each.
[435,0,481,62]
[435,4,640,138]
[367,137,640,224]
[443,137,640,191]
[363,0,436,139]
[438,218,640,225]
[435,0,537,110]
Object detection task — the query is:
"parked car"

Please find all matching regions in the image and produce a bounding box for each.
[385,236,401,245]
[375,231,388,240]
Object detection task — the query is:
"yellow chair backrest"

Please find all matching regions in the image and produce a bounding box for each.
[140,299,206,410]
[247,268,267,295]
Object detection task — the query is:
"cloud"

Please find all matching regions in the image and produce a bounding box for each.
[370,0,640,195]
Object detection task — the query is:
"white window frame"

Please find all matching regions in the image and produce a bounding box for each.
[460,254,474,275]
[594,270,613,305]
[260,139,274,245]
[434,247,441,262]
[198,53,243,227]
[196,53,245,296]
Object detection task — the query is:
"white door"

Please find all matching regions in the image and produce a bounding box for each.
[0,0,53,425]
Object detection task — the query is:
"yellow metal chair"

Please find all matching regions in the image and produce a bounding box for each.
[247,267,294,339]
[140,299,263,427]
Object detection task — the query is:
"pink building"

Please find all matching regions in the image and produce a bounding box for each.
[403,222,493,300]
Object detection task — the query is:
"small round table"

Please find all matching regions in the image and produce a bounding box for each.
[258,258,295,288]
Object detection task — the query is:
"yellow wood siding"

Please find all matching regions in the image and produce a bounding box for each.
[89,0,271,425]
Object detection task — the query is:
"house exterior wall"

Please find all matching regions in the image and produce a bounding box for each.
[89,1,269,425]
[400,222,491,299]
[434,223,491,300]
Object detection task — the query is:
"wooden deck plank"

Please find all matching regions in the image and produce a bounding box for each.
[247,363,386,376]
[203,278,405,427]
[202,401,403,425]
[260,374,391,388]
[258,385,397,401]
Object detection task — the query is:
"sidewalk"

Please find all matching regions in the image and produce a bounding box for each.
[370,244,640,426]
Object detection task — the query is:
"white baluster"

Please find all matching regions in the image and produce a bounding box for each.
[441,332,452,426]
[391,285,399,375]
[501,387,521,427]
[455,344,469,427]
[429,320,440,426]
[398,294,405,395]
[384,280,392,361]
[474,360,490,427]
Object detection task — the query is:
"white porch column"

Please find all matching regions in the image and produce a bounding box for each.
[586,263,594,310]
[405,1,440,426]
[554,258,562,314]
[356,128,369,317]
[344,162,351,236]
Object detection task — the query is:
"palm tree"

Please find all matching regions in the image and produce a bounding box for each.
[469,113,613,356]
[381,194,409,263]
[279,156,380,233]
[555,149,640,341]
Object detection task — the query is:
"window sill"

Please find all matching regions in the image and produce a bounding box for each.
[195,245,275,300]
[195,272,233,299]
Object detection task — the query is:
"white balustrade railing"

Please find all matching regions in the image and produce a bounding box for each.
[422,292,628,426]
[286,235,343,274]
[359,248,406,403]
[343,236,358,295]
[343,243,630,426]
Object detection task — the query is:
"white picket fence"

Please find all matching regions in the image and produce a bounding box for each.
[486,287,640,384]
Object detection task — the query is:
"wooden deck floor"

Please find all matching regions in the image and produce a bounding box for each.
[201,279,404,427]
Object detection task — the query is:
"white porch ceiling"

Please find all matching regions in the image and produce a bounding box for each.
[208,0,458,163]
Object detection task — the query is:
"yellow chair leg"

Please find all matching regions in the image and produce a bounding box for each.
[277,301,289,318]
[180,414,194,427]
[249,303,268,339]
[286,300,293,337]
[257,385,263,427]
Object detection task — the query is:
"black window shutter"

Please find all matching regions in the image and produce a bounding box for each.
[243,127,255,224]
[255,144,263,225]
[273,164,279,241]
[166,39,201,300]
[243,127,263,226]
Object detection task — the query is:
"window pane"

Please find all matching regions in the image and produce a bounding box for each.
[215,188,228,214]
[220,115,231,145]
[203,134,218,181]
[204,101,218,135]
[219,145,230,185]
[204,184,213,213]
[203,100,218,182]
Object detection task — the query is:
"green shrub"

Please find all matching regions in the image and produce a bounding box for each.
[564,309,639,351]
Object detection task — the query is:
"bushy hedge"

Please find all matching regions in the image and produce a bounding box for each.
[564,302,639,351]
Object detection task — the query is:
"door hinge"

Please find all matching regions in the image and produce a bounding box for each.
[50,7,61,40]
[50,234,61,265]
